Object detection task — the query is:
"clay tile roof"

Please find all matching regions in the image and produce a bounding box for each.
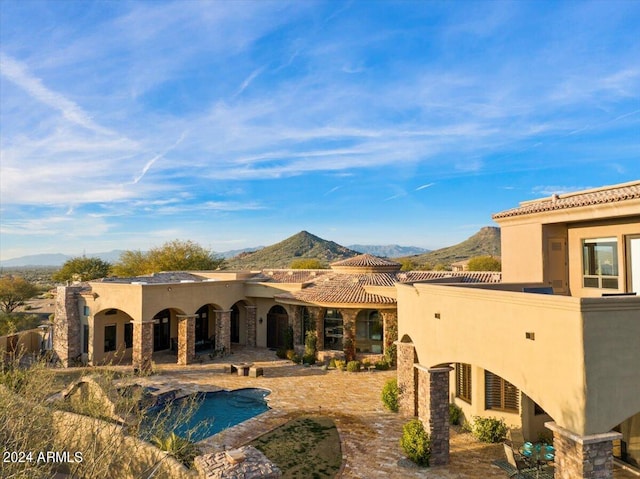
[255,270,330,283]
[492,181,640,219]
[276,272,398,305]
[330,254,401,273]
[276,270,502,305]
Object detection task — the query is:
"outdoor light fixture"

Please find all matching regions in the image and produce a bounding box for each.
[526,332,535,340]
[258,317,263,324]
[434,312,441,319]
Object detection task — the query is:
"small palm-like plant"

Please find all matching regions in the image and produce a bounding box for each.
[152,432,200,467]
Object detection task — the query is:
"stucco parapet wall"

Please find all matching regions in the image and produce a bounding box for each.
[545,422,622,445]
[407,282,640,313]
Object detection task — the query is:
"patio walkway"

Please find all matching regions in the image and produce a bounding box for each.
[130,346,637,479]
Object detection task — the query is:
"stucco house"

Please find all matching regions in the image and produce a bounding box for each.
[52,254,498,371]
[395,180,640,478]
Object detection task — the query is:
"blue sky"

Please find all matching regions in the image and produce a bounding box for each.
[1,0,639,260]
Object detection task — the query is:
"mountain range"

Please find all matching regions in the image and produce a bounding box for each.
[0,227,500,269]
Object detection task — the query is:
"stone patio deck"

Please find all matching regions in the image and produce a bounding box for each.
[130,346,637,479]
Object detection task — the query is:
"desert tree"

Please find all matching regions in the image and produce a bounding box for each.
[52,256,112,283]
[467,256,501,272]
[112,240,224,277]
[0,275,38,314]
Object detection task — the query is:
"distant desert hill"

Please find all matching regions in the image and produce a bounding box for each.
[224,231,359,269]
[348,244,429,257]
[396,226,501,268]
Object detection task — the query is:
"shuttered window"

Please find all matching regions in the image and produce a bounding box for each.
[485,370,519,412]
[456,363,472,404]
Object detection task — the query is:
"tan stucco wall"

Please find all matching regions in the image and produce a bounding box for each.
[499,222,544,283]
[398,282,589,433]
[91,309,134,365]
[398,281,640,436]
[581,297,640,433]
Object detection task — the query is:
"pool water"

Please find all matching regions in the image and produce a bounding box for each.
[145,388,270,442]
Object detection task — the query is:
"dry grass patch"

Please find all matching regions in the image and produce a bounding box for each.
[251,416,341,479]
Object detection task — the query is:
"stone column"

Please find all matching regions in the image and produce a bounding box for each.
[176,314,196,365]
[380,310,398,361]
[546,422,622,479]
[215,310,231,352]
[53,286,83,367]
[245,305,257,347]
[310,307,324,350]
[340,309,357,361]
[132,319,154,373]
[291,306,303,347]
[427,366,454,466]
[396,340,418,417]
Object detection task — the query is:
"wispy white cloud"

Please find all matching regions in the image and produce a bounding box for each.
[0,53,115,136]
[415,183,435,191]
[132,132,187,184]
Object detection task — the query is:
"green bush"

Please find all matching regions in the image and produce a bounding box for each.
[285,349,297,361]
[381,378,399,412]
[374,359,390,370]
[328,358,337,369]
[302,353,315,365]
[334,359,346,371]
[449,403,463,425]
[275,348,287,359]
[470,416,508,443]
[152,432,200,467]
[346,360,361,372]
[400,419,431,466]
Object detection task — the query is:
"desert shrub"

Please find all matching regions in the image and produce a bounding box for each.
[449,403,463,425]
[302,353,315,365]
[470,416,508,443]
[334,359,345,371]
[152,431,200,467]
[381,378,399,412]
[275,348,287,359]
[374,359,390,370]
[346,360,361,372]
[304,330,317,357]
[328,358,337,369]
[285,349,297,361]
[400,419,431,466]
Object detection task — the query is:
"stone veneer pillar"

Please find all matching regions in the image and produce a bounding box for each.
[291,306,303,347]
[245,305,257,347]
[427,366,454,466]
[396,340,418,417]
[132,319,154,373]
[53,286,82,367]
[176,314,196,365]
[311,307,324,351]
[215,310,231,352]
[380,310,397,359]
[340,309,358,360]
[546,422,622,479]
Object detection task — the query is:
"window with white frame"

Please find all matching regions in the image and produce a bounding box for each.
[583,237,619,289]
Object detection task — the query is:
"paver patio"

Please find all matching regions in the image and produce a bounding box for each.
[127,346,636,479]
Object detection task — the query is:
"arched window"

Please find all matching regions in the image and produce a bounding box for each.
[323,309,343,351]
[356,310,383,353]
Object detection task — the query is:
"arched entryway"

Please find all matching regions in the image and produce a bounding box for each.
[152,308,173,352]
[267,305,289,349]
[355,309,383,354]
[92,308,135,364]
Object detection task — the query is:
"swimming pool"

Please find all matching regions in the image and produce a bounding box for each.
[144,388,270,442]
